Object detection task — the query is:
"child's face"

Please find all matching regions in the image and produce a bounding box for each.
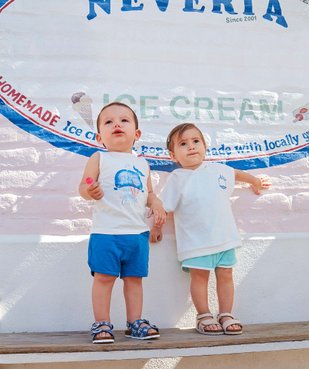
[96,105,141,152]
[170,128,206,170]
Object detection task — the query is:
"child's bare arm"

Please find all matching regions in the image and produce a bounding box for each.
[79,152,104,200]
[146,172,166,227]
[235,169,271,195]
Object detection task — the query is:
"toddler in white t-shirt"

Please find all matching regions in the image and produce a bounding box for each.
[151,123,271,335]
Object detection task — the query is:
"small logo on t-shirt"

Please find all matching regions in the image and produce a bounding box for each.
[218,174,227,190]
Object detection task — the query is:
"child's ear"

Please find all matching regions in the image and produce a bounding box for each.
[169,151,177,162]
[96,133,102,144]
[96,133,106,148]
[135,129,141,141]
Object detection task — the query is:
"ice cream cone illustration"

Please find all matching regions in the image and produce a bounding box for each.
[293,103,309,122]
[71,92,94,128]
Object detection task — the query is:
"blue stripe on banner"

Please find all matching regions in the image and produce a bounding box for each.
[0,97,100,157]
[0,0,13,11]
[1,97,308,172]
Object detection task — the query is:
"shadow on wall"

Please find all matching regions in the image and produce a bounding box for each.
[1,232,308,333]
[0,232,192,333]
[0,236,93,332]
[234,235,309,324]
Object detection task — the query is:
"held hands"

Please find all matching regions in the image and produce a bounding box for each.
[250,175,271,195]
[148,199,165,243]
[147,195,166,242]
[150,226,163,243]
[148,199,166,227]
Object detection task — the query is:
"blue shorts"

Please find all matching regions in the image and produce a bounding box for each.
[88,232,150,278]
[182,248,237,272]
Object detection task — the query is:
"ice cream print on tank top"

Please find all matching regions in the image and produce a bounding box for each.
[114,165,145,205]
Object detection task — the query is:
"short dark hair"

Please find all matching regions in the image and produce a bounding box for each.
[96,102,139,133]
[166,123,207,152]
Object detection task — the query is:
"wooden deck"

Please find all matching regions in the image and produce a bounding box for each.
[0,322,309,355]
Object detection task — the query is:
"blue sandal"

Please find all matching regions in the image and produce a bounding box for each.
[91,321,115,344]
[125,319,160,340]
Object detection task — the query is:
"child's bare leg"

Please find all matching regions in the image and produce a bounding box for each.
[190,268,221,332]
[215,267,241,332]
[123,277,156,334]
[123,276,143,322]
[92,273,117,338]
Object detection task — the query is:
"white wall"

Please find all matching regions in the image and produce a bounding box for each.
[0,232,308,333]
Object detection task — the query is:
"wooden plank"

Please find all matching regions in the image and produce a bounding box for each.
[0,322,309,355]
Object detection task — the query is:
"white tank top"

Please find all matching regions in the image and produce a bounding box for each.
[91,151,149,235]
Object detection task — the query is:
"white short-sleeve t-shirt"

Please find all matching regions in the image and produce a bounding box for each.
[160,162,241,261]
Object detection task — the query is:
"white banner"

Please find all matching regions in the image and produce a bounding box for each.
[0,0,309,233]
[1,0,308,172]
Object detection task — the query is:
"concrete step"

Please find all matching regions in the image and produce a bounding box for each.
[1,322,309,364]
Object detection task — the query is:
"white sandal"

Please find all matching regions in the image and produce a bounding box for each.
[217,313,243,335]
[196,313,224,335]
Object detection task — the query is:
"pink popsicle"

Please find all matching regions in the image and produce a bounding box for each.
[85,177,94,186]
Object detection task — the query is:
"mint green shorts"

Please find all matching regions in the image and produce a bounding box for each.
[182,248,237,272]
